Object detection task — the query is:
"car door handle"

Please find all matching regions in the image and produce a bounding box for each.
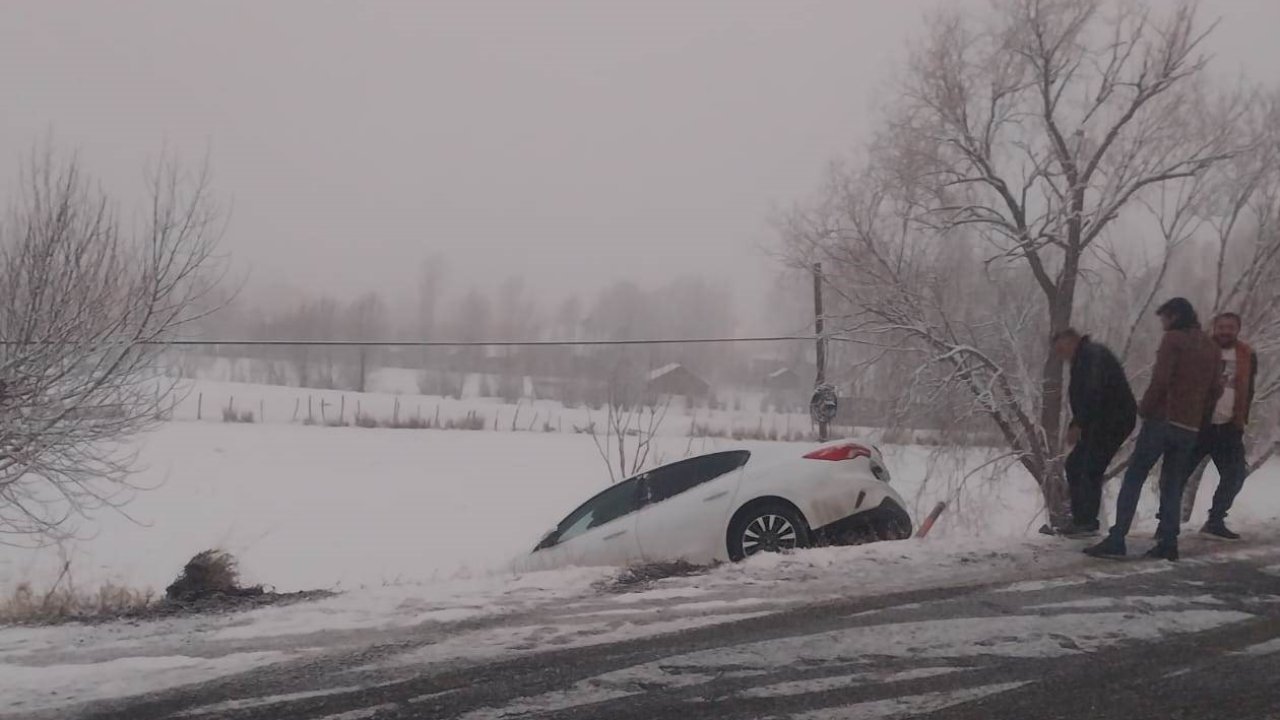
[603,530,627,540]
[703,491,728,502]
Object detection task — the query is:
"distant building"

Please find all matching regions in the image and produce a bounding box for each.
[646,363,711,399]
[763,367,803,391]
[762,367,805,413]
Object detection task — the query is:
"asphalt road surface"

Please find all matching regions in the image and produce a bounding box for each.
[55,540,1280,720]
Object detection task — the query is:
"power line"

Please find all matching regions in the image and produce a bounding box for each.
[1,335,841,348]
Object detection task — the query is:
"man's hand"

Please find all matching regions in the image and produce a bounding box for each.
[1066,425,1081,447]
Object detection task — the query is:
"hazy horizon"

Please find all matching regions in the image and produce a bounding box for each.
[4,0,1280,331]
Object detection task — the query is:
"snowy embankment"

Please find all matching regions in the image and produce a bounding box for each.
[6,535,1280,716]
[2,378,1280,715]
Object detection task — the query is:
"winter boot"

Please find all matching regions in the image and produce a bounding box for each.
[1145,543,1179,561]
[1084,535,1127,559]
[1200,522,1241,541]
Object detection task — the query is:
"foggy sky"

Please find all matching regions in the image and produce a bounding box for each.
[4,0,1280,326]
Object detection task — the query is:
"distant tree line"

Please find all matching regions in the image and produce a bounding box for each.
[183,266,824,410]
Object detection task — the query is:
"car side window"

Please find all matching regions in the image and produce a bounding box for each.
[645,451,750,505]
[555,479,641,545]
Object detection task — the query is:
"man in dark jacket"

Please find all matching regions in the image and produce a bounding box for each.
[1184,312,1260,540]
[1086,298,1222,561]
[1052,329,1136,537]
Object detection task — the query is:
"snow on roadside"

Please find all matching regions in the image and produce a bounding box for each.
[209,565,614,642]
[737,667,964,700]
[0,566,615,664]
[0,533,1077,716]
[1237,637,1280,656]
[794,682,1031,720]
[0,651,287,715]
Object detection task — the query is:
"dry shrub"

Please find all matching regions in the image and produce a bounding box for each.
[880,427,915,445]
[688,421,718,438]
[221,407,255,423]
[2,550,331,626]
[395,415,431,429]
[1,576,153,625]
[598,560,710,593]
[166,549,261,601]
[444,410,486,431]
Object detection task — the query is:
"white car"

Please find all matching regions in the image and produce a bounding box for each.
[520,440,912,570]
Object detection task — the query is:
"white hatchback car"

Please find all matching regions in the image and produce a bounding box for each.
[521,440,912,570]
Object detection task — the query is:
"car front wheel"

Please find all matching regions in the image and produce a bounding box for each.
[728,503,810,562]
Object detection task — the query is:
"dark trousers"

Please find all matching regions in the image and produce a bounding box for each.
[1188,424,1249,524]
[1110,420,1198,545]
[1065,421,1134,529]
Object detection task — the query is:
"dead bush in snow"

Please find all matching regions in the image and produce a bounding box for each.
[0,574,153,625]
[221,407,255,423]
[444,410,486,431]
[1,550,333,625]
[599,560,710,593]
[165,549,260,602]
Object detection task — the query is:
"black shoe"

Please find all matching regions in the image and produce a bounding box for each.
[1085,536,1127,559]
[1145,543,1179,561]
[1200,522,1241,541]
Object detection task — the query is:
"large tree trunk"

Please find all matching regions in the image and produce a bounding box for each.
[1038,353,1071,528]
[1038,280,1076,529]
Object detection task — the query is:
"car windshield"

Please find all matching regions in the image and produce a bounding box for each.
[553,479,640,545]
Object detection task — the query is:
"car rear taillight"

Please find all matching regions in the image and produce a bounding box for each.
[803,443,872,461]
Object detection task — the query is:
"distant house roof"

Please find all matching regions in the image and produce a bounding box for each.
[645,363,711,397]
[647,363,683,382]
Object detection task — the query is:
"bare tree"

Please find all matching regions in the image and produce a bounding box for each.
[344,291,389,392]
[0,150,226,544]
[588,392,670,485]
[1177,92,1280,516]
[785,0,1245,527]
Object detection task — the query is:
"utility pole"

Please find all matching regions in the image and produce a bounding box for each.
[813,262,829,442]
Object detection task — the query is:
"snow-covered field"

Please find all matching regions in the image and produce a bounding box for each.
[166,371,821,441]
[3,378,1279,595]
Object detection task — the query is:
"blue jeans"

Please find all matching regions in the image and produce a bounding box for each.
[1110,420,1198,544]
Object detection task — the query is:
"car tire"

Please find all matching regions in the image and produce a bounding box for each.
[871,502,913,541]
[727,502,810,562]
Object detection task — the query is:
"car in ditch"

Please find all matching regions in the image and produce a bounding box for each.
[520,440,913,570]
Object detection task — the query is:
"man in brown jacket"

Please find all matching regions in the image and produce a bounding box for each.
[1184,312,1259,540]
[1086,297,1222,561]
